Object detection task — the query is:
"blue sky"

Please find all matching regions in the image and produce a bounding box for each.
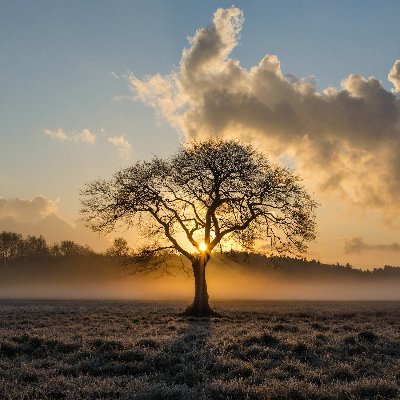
[1,1,400,266]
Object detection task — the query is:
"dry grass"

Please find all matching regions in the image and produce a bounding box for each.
[0,301,399,399]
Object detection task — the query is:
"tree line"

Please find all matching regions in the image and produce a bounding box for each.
[0,231,129,265]
[1,231,398,277]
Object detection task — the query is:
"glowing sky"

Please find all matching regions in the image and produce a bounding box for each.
[1,1,400,268]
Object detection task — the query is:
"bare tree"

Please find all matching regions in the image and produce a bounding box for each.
[50,240,95,257]
[106,237,130,257]
[22,235,50,258]
[0,231,23,266]
[81,139,317,316]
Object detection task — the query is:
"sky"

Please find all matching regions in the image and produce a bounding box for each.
[1,1,400,268]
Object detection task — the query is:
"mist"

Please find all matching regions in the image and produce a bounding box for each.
[1,256,399,301]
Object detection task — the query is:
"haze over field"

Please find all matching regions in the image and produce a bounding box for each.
[1,254,399,301]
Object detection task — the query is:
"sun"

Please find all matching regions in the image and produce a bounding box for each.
[199,242,207,252]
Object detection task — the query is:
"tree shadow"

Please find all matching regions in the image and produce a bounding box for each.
[157,316,218,391]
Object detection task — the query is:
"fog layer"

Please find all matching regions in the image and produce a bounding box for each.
[1,256,399,301]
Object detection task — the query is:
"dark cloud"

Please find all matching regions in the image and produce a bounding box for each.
[129,7,400,224]
[344,237,400,254]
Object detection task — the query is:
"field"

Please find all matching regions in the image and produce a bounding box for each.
[1,301,399,399]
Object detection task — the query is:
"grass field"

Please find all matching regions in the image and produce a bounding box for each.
[1,301,399,399]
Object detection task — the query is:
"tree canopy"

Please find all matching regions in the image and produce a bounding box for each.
[81,139,317,315]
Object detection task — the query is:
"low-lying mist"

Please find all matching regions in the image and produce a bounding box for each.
[1,255,399,301]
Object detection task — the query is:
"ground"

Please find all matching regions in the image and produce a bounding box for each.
[0,301,399,399]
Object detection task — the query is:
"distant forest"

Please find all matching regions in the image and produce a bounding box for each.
[0,231,129,263]
[1,230,399,280]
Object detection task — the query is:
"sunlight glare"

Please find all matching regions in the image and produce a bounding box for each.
[199,242,207,252]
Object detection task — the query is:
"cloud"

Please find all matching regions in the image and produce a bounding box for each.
[43,128,67,140]
[44,128,96,144]
[110,71,120,80]
[0,196,109,251]
[388,60,400,93]
[111,95,134,103]
[0,196,58,223]
[79,128,96,144]
[108,135,132,159]
[345,237,400,254]
[129,7,400,225]
[44,127,133,159]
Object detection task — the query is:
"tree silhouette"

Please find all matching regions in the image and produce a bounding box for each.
[50,240,94,257]
[106,237,130,257]
[22,235,50,258]
[0,231,23,266]
[81,139,317,316]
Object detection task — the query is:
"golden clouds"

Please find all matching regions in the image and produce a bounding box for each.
[129,7,400,226]
[44,128,96,144]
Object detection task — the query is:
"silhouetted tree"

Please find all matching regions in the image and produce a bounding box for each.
[106,237,130,257]
[81,139,317,316]
[50,240,94,257]
[0,231,23,265]
[22,235,50,258]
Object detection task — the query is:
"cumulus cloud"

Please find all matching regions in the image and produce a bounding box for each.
[129,7,400,224]
[388,60,400,93]
[44,128,96,144]
[0,196,57,223]
[345,237,400,254]
[108,135,132,159]
[0,196,109,251]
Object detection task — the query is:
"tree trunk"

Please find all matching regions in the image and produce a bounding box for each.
[184,254,216,317]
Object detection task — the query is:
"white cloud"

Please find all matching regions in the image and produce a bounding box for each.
[111,94,134,103]
[111,71,120,80]
[108,135,132,159]
[78,128,96,144]
[0,196,57,223]
[44,128,96,144]
[129,7,400,225]
[388,59,400,93]
[44,128,67,140]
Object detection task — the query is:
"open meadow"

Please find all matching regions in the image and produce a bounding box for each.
[1,301,399,399]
